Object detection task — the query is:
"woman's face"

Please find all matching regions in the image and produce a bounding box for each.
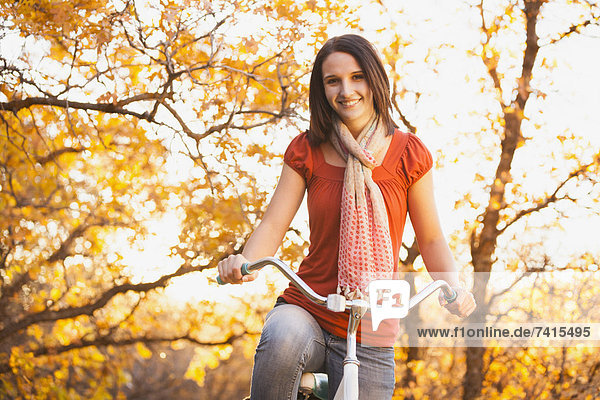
[322,51,374,136]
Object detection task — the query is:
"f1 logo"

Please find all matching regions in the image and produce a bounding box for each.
[368,280,410,331]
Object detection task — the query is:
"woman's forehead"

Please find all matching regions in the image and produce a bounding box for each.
[322,52,362,76]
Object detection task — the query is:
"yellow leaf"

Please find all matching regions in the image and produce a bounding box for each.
[90,351,106,363]
[206,357,219,369]
[184,359,206,385]
[31,303,45,313]
[54,369,67,380]
[51,288,62,300]
[136,342,152,359]
[27,325,43,340]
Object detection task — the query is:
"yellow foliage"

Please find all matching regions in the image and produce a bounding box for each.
[135,343,152,360]
[1,0,598,399]
[26,325,43,341]
[54,369,67,380]
[89,351,106,363]
[30,303,45,313]
[50,288,62,301]
[184,360,207,386]
[410,359,425,374]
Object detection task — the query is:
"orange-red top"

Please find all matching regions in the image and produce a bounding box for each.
[280,129,433,346]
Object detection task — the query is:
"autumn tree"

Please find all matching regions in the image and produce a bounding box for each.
[0,0,357,398]
[3,0,599,398]
[354,0,600,398]
[454,1,600,398]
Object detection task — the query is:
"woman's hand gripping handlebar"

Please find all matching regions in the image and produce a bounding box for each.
[216,262,253,284]
[218,257,340,310]
[217,254,259,285]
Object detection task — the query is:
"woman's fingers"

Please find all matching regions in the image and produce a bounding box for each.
[217,254,248,284]
[242,270,258,282]
[443,288,476,318]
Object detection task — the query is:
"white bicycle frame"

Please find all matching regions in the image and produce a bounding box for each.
[218,257,457,400]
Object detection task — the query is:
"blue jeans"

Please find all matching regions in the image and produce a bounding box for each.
[250,301,395,400]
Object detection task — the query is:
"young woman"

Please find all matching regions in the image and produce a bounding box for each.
[218,34,476,400]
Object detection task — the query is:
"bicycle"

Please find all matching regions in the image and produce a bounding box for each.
[218,257,457,400]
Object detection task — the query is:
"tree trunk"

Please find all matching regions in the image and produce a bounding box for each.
[462,2,542,398]
[462,270,492,399]
[399,271,421,396]
[396,241,422,397]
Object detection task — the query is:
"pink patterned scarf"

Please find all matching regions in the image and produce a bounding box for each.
[330,114,394,299]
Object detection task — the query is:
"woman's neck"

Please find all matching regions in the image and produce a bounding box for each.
[341,112,376,139]
[347,124,364,139]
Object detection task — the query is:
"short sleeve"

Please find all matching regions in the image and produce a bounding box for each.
[284,132,313,182]
[396,132,433,187]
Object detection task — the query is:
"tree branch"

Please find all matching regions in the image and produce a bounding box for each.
[391,80,417,134]
[46,221,97,264]
[478,0,505,99]
[499,156,599,233]
[400,238,420,269]
[516,0,542,111]
[545,15,600,46]
[0,272,31,319]
[0,261,210,342]
[487,270,529,307]
[35,146,86,165]
[0,97,153,122]
[0,331,250,374]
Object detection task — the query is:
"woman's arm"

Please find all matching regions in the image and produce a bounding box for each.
[218,164,306,284]
[408,170,476,317]
[407,171,460,286]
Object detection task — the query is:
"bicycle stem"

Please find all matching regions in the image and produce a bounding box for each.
[344,300,369,366]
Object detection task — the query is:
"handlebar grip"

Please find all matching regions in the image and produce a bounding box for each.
[240,262,251,276]
[217,262,251,285]
[443,288,458,303]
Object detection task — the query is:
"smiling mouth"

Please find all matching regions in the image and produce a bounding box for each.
[339,99,361,107]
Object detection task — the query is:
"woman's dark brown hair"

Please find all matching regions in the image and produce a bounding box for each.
[308,34,397,146]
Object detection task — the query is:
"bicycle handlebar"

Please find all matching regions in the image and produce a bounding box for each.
[217,257,457,310]
[242,257,329,306]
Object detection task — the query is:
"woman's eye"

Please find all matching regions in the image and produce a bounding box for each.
[326,78,338,84]
[353,74,364,80]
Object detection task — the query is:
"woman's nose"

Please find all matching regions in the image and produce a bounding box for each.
[339,79,352,96]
